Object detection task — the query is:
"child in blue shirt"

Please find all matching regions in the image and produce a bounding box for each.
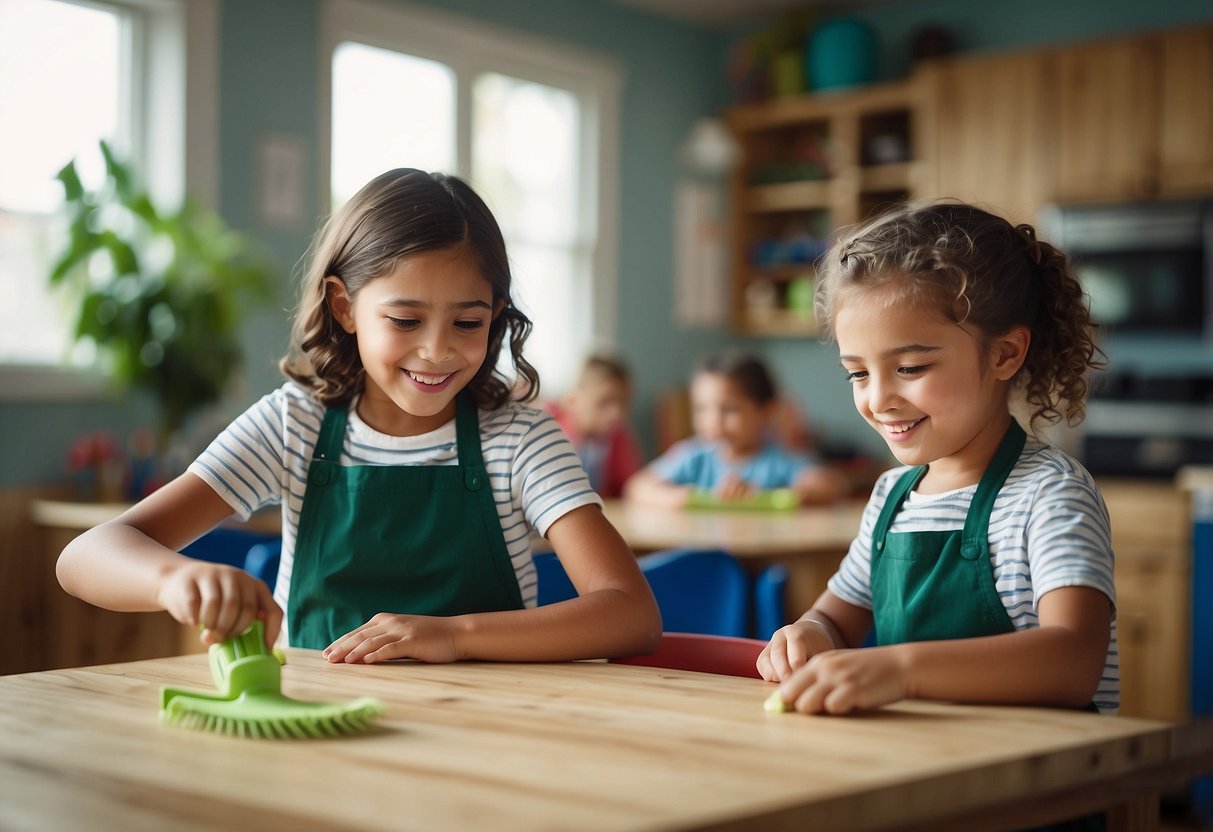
[625,352,845,508]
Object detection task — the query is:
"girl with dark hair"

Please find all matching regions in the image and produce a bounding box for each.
[58,169,660,664]
[760,201,1119,722]
[625,350,845,508]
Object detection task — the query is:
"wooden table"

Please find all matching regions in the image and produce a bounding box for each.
[603,499,866,618]
[2,653,1210,832]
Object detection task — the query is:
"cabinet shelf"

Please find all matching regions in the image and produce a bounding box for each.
[745,180,831,213]
[859,161,917,193]
[727,71,931,337]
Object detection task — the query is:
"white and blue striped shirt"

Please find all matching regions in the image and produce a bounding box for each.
[188,383,601,645]
[828,437,1120,713]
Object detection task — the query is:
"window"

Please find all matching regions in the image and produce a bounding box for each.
[323,0,621,396]
[0,0,215,399]
[0,0,125,368]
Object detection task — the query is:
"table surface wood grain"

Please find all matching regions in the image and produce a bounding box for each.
[2,651,1210,832]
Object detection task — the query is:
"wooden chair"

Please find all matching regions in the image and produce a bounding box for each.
[612,632,766,678]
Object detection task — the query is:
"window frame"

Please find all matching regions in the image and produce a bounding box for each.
[0,0,219,402]
[318,0,624,392]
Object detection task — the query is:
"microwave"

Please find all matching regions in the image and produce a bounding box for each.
[1039,199,1213,338]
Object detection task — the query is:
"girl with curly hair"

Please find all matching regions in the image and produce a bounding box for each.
[58,169,659,664]
[760,201,1119,720]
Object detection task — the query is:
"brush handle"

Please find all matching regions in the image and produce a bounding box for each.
[208,620,281,696]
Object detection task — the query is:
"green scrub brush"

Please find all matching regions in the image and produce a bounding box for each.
[686,488,798,512]
[160,620,384,739]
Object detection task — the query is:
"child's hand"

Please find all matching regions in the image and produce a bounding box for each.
[757,619,836,682]
[771,646,910,715]
[324,613,462,664]
[157,560,282,648]
[713,473,754,502]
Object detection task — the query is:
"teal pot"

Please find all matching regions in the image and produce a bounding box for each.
[807,18,877,92]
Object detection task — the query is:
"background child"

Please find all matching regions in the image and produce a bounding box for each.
[624,351,845,508]
[57,168,660,664]
[759,202,1118,718]
[546,353,643,499]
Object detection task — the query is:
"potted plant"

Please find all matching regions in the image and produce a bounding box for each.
[49,141,274,453]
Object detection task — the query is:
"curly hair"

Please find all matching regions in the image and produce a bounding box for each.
[815,201,1105,428]
[280,168,539,410]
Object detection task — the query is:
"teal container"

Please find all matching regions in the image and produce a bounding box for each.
[806,18,877,92]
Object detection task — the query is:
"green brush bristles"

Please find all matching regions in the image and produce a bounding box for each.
[161,694,384,739]
[159,621,384,740]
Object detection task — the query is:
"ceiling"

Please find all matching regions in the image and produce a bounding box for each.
[604,0,925,28]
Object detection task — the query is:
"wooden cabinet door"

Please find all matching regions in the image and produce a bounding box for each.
[930,51,1056,226]
[1055,39,1158,202]
[1100,481,1191,721]
[1158,26,1213,195]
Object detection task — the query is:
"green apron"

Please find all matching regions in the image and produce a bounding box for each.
[287,394,524,649]
[870,421,1026,645]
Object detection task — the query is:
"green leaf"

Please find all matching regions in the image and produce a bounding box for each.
[48,139,278,441]
[55,160,85,202]
[99,230,140,275]
[99,139,135,199]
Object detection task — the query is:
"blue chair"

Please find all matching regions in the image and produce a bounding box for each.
[753,564,788,640]
[532,551,577,606]
[181,527,277,570]
[612,632,766,678]
[243,538,282,587]
[638,549,750,638]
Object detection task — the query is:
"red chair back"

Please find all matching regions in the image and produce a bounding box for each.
[612,632,766,679]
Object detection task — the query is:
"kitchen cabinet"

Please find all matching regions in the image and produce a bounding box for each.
[1158,26,1213,195]
[1055,38,1157,202]
[720,24,1213,337]
[1055,25,1213,203]
[1100,480,1191,721]
[928,50,1057,226]
[724,73,933,336]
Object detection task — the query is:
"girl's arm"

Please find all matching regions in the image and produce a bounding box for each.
[56,472,282,647]
[324,504,662,664]
[774,586,1112,714]
[622,468,693,508]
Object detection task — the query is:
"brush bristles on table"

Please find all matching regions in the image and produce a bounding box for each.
[161,697,384,739]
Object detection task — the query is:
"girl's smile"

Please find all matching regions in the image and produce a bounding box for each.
[878,417,926,441]
[404,369,455,390]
